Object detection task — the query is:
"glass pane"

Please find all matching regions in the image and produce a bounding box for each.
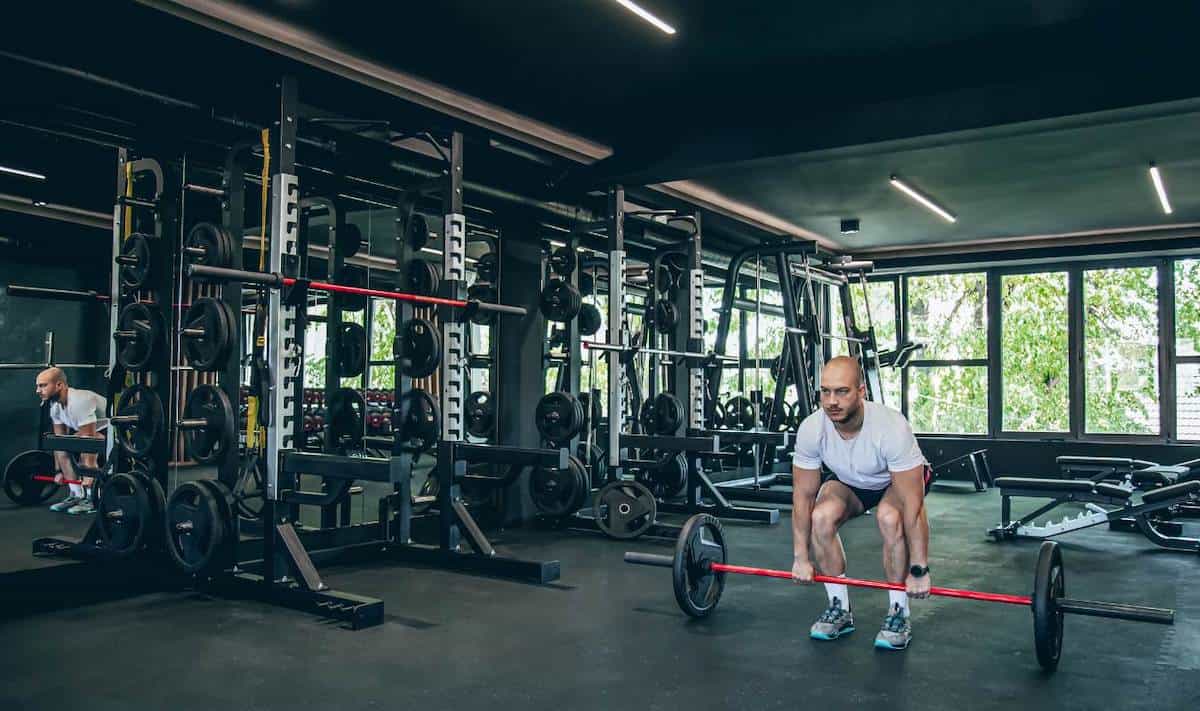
[850,280,897,351]
[828,289,848,357]
[1001,272,1069,432]
[879,368,901,410]
[368,365,395,390]
[906,273,987,359]
[1084,267,1159,435]
[907,366,988,434]
[303,319,327,388]
[370,299,394,362]
[1175,259,1200,356]
[1176,364,1200,440]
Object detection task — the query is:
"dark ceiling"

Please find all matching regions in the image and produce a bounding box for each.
[7,1,1200,253]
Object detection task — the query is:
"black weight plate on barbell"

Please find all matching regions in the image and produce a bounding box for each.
[337,265,368,312]
[1033,541,1066,672]
[578,302,602,336]
[2,450,57,505]
[467,282,498,325]
[119,233,152,290]
[464,390,496,438]
[182,385,235,464]
[549,245,577,276]
[96,471,154,557]
[113,384,164,458]
[336,222,363,258]
[396,389,440,452]
[535,391,583,444]
[395,317,441,377]
[724,395,757,431]
[530,455,588,518]
[673,513,727,618]
[407,213,430,250]
[182,297,231,371]
[184,222,233,268]
[654,301,679,331]
[336,322,367,378]
[540,279,582,322]
[164,481,226,574]
[406,258,440,297]
[116,302,164,371]
[476,251,498,283]
[593,479,657,539]
[326,387,366,450]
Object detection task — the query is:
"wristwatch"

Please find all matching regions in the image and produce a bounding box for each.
[909,564,930,578]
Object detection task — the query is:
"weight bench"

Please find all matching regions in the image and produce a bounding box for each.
[1056,455,1200,487]
[989,476,1200,552]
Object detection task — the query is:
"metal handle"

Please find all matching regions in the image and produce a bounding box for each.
[624,552,674,568]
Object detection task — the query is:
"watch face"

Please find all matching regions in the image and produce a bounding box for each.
[910,565,928,576]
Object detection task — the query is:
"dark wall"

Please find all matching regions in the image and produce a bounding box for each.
[0,213,111,472]
[920,436,1200,479]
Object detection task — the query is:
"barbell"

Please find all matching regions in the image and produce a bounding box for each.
[187,264,527,318]
[624,513,1175,672]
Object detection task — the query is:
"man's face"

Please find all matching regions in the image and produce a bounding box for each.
[36,376,62,402]
[818,365,865,423]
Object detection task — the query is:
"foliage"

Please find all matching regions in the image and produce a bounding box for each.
[1001,272,1069,432]
[1083,267,1159,434]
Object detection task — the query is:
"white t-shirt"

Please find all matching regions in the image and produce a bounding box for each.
[49,388,108,433]
[792,400,925,490]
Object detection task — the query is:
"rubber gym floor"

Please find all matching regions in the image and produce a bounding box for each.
[1,487,1196,711]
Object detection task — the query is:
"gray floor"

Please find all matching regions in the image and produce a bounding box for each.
[1,487,1197,710]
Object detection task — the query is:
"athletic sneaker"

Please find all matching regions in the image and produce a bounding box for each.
[49,496,81,513]
[810,598,855,640]
[874,604,912,650]
[67,500,96,515]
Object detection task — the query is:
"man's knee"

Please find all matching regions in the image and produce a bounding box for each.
[810,505,842,539]
[876,504,904,541]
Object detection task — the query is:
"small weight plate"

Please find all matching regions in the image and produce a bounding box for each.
[96,471,154,557]
[464,391,496,438]
[530,455,588,518]
[467,282,498,325]
[336,222,363,258]
[184,222,233,268]
[578,303,602,336]
[539,279,582,322]
[396,389,440,452]
[326,388,366,450]
[338,265,368,312]
[113,384,164,458]
[535,391,583,444]
[395,317,441,378]
[673,513,727,618]
[724,395,757,431]
[164,480,227,574]
[119,233,152,290]
[593,479,656,539]
[549,245,577,276]
[336,322,367,378]
[407,213,430,250]
[115,302,164,371]
[406,259,440,297]
[182,297,232,371]
[476,251,498,283]
[182,385,235,464]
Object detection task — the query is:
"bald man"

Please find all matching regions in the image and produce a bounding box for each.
[35,368,108,515]
[790,356,931,651]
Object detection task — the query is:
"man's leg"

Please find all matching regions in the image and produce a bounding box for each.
[874,488,928,649]
[50,451,83,511]
[67,451,100,514]
[807,481,865,640]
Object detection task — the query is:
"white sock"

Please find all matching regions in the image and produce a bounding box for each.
[824,575,850,611]
[889,589,909,617]
[69,483,84,498]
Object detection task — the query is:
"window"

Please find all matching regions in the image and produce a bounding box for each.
[851,280,901,407]
[1001,272,1069,432]
[1176,259,1200,439]
[1084,267,1159,435]
[905,272,987,433]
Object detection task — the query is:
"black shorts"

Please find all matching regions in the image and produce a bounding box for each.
[823,465,932,513]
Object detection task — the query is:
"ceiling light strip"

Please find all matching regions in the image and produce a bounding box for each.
[889,175,956,223]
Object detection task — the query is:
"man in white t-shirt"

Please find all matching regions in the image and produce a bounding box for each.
[789,356,931,651]
[35,368,108,515]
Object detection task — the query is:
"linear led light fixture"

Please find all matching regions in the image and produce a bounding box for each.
[613,0,676,35]
[1149,163,1173,215]
[0,165,47,181]
[889,175,956,223]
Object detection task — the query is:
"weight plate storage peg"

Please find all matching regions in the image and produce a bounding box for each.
[118,233,152,289]
[184,222,233,268]
[530,455,589,518]
[2,450,58,505]
[464,391,496,438]
[335,322,367,378]
[593,480,657,539]
[181,297,234,371]
[535,391,585,444]
[180,385,235,464]
[396,389,440,452]
[112,384,165,458]
[395,317,441,378]
[539,279,582,322]
[115,302,164,371]
[164,480,228,574]
[96,471,160,557]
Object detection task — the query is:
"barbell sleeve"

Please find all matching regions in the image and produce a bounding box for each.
[178,418,210,430]
[1055,598,1175,625]
[624,552,675,568]
[188,263,283,287]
